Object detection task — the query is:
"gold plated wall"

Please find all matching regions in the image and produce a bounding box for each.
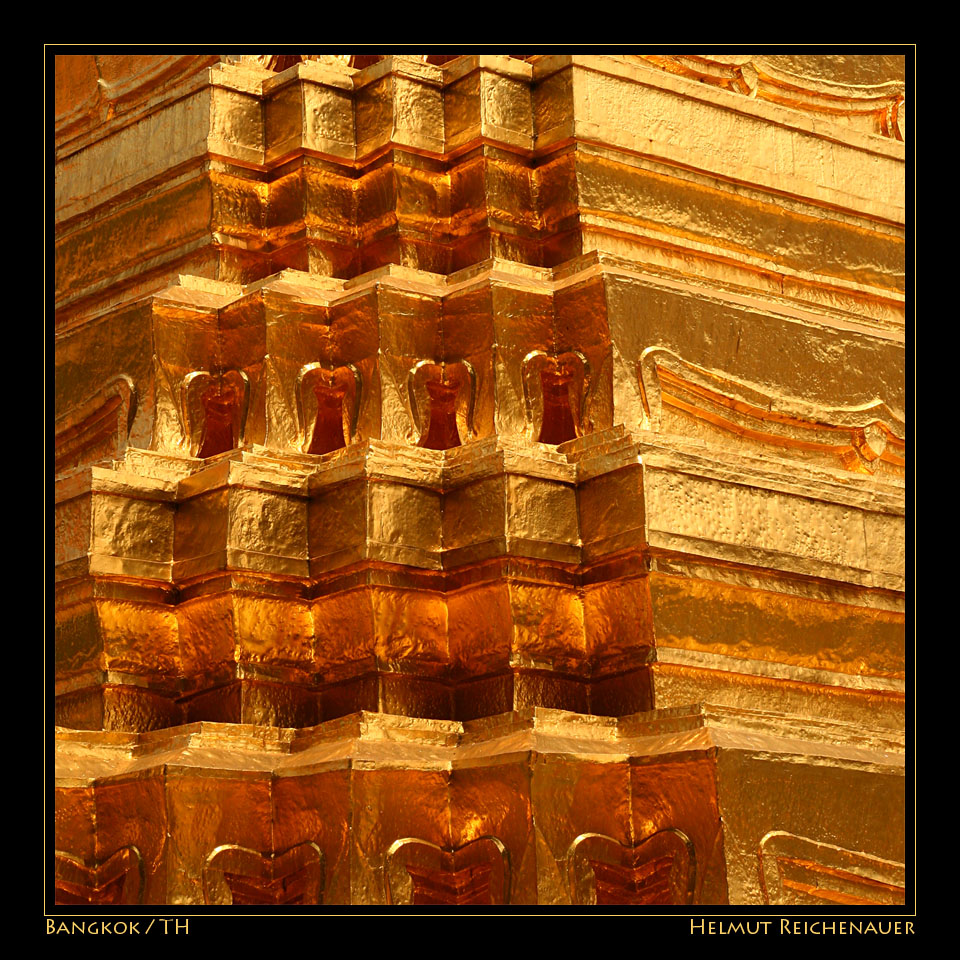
[53,53,907,907]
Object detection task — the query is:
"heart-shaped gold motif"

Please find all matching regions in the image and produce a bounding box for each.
[406,360,477,449]
[181,369,250,458]
[385,836,510,905]
[521,350,590,445]
[296,362,361,455]
[202,843,325,905]
[54,846,144,905]
[566,829,696,905]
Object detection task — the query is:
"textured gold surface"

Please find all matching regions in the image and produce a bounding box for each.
[53,707,902,905]
[53,52,907,907]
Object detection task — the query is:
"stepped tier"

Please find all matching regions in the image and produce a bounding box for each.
[55,260,905,469]
[56,55,905,332]
[54,706,904,906]
[55,264,904,733]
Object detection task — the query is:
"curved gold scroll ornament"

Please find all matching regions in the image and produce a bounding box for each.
[638,347,905,475]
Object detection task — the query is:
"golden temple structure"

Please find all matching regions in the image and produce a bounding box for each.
[52,52,908,908]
